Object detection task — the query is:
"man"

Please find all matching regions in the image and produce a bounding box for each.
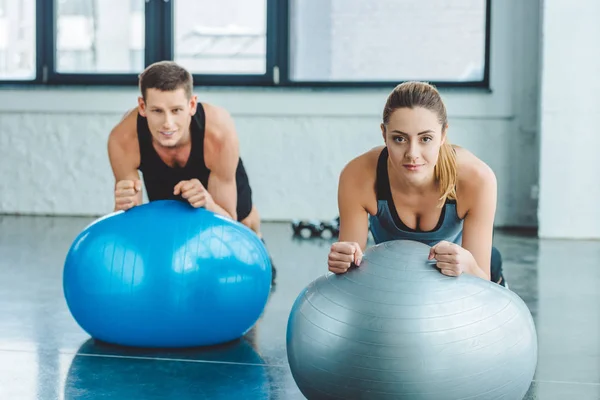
[107,60,276,282]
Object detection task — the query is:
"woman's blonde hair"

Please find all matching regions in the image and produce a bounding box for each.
[382,81,457,206]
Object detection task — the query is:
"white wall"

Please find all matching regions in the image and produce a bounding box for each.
[0,0,541,226]
[538,0,600,238]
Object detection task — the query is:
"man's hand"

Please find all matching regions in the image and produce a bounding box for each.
[174,179,214,210]
[114,179,142,211]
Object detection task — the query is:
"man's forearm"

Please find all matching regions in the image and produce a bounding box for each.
[207,201,235,220]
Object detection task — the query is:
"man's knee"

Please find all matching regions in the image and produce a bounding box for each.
[240,215,253,229]
[240,206,260,233]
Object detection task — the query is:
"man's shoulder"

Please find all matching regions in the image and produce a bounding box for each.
[108,107,140,155]
[201,102,239,170]
[202,102,236,143]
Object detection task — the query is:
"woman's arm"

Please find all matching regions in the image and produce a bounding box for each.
[460,164,498,280]
[328,157,372,274]
[337,161,370,250]
[429,155,497,281]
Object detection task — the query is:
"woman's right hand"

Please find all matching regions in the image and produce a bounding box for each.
[328,242,363,274]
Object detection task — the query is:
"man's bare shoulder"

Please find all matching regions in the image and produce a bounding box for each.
[108,107,139,152]
[200,102,239,171]
[108,107,141,169]
[203,102,237,143]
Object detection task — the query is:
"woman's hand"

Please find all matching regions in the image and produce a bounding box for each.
[328,242,363,274]
[428,241,476,277]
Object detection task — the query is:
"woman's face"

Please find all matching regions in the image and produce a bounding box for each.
[381,107,446,185]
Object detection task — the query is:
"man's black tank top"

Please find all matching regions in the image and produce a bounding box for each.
[136,104,211,203]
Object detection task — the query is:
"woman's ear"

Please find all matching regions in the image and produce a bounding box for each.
[441,123,449,145]
[380,123,386,144]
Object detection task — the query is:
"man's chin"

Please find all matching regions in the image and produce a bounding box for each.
[153,134,180,148]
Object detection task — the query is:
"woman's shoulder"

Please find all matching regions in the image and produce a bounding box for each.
[340,146,383,182]
[454,145,497,200]
[338,146,383,215]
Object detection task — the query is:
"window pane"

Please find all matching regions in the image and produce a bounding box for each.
[174,0,267,75]
[0,0,36,80]
[290,0,487,82]
[56,0,145,73]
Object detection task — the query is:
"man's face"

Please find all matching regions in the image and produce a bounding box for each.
[138,88,197,148]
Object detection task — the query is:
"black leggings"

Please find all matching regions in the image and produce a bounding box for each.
[234,158,254,222]
[491,247,505,286]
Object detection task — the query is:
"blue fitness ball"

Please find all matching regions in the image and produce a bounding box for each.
[63,200,272,348]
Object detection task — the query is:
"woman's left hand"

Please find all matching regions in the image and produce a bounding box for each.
[428,241,476,277]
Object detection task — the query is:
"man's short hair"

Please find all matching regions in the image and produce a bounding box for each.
[138,61,193,100]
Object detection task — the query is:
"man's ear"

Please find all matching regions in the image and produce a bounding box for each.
[189,95,198,116]
[137,97,147,117]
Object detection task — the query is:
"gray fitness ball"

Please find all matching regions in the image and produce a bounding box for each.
[286,240,537,400]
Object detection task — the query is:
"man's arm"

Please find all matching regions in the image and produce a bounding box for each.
[107,116,143,211]
[204,105,240,221]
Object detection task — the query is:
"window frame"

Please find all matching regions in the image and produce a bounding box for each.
[0,0,491,89]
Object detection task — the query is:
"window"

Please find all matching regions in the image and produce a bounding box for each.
[55,0,144,73]
[288,0,488,84]
[0,0,490,87]
[130,0,144,13]
[56,0,93,16]
[0,0,36,80]
[173,0,267,75]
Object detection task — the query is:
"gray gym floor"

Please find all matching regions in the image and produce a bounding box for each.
[0,215,598,399]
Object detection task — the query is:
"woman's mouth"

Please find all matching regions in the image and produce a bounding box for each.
[403,164,424,171]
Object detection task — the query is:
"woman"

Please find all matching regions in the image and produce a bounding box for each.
[327,81,506,287]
